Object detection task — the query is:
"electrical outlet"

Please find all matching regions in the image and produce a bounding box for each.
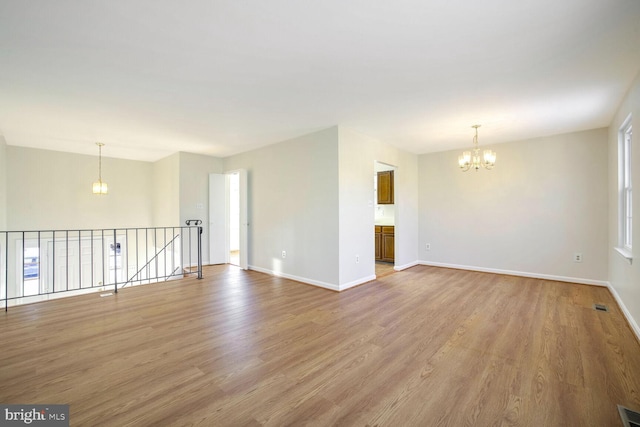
[356,255,360,264]
[282,250,286,259]
[573,253,583,263]
[426,243,431,251]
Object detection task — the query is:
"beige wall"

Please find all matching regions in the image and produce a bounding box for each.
[338,127,419,288]
[152,153,180,227]
[224,127,340,288]
[178,152,224,265]
[6,146,154,230]
[0,135,7,230]
[419,128,609,284]
[608,71,640,337]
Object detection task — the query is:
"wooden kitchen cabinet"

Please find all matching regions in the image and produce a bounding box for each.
[375,225,394,262]
[377,170,394,204]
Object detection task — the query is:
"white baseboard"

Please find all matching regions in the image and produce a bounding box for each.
[417,260,640,340]
[340,275,376,291]
[394,260,420,271]
[417,260,609,287]
[606,282,640,343]
[247,265,377,292]
[248,260,640,342]
[248,265,340,291]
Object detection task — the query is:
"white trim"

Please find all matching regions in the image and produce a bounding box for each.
[614,246,633,264]
[394,260,419,271]
[417,260,609,287]
[247,265,376,292]
[248,265,340,291]
[618,114,633,251]
[340,275,376,291]
[607,282,640,343]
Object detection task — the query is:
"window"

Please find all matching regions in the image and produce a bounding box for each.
[23,246,40,297]
[617,114,633,260]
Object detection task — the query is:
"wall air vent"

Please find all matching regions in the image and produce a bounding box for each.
[618,405,640,427]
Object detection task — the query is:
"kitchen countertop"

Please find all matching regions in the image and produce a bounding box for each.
[375,222,395,227]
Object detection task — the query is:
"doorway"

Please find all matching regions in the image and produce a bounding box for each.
[228,172,240,266]
[209,170,248,270]
[374,161,397,278]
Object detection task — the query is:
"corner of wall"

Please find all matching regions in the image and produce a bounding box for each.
[607,69,640,342]
[0,134,7,230]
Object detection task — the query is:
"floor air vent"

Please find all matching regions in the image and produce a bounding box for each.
[593,303,609,312]
[618,405,640,427]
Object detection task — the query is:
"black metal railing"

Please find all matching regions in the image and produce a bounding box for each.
[1,225,203,311]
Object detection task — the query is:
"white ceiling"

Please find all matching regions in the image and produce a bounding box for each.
[1,0,639,162]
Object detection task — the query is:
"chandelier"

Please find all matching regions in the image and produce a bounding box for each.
[458,125,496,172]
[92,142,108,195]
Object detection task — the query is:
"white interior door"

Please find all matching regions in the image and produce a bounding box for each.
[209,173,227,265]
[238,169,248,270]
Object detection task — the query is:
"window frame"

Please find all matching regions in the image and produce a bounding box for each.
[616,114,633,261]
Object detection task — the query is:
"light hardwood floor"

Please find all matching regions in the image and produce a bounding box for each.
[375,261,395,279]
[1,265,639,426]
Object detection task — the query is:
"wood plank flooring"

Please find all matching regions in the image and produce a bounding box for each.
[1,265,639,426]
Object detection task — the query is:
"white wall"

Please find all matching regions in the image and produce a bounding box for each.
[152,153,180,227]
[419,128,609,284]
[608,71,640,337]
[338,127,419,288]
[0,135,7,230]
[6,146,155,230]
[178,152,224,265]
[224,127,340,288]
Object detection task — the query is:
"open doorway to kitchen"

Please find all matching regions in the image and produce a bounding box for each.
[374,161,397,278]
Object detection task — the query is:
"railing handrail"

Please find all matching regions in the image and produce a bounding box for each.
[0,226,198,233]
[1,225,204,311]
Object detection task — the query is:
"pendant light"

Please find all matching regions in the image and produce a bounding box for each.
[458,125,496,172]
[92,142,108,195]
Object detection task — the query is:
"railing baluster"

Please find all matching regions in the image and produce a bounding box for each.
[101,229,105,290]
[180,227,184,277]
[125,229,129,287]
[78,231,82,289]
[113,229,118,294]
[21,231,25,298]
[171,227,176,278]
[5,232,8,311]
[154,229,158,281]
[135,229,139,284]
[1,225,204,310]
[52,230,55,293]
[90,230,94,289]
[37,231,41,295]
[65,230,69,292]
[197,226,203,279]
